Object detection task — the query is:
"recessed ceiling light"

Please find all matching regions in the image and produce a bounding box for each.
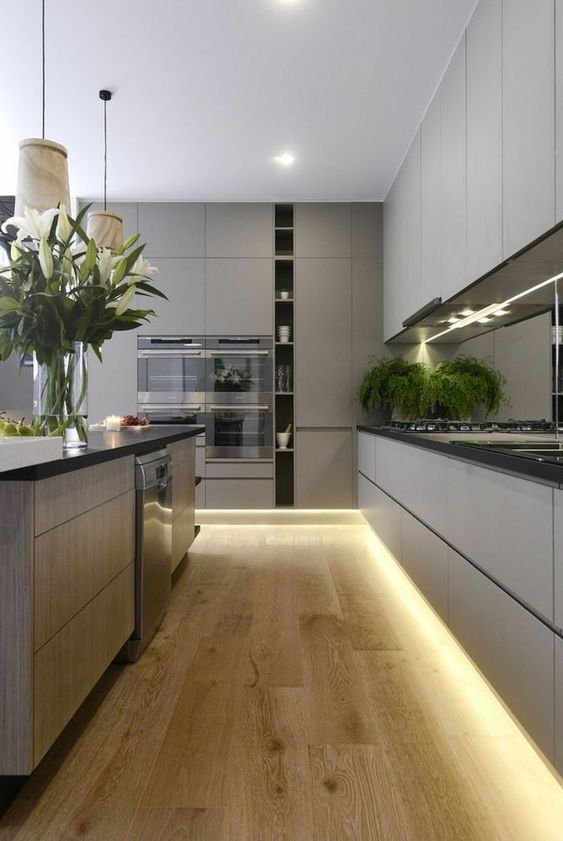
[478,317,492,323]
[460,308,474,317]
[493,308,510,316]
[274,152,295,166]
[447,317,460,324]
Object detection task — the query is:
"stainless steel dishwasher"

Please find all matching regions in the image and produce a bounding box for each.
[127,449,173,662]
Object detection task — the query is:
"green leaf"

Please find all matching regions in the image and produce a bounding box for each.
[0,297,19,311]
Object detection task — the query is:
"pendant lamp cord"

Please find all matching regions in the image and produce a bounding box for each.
[41,0,46,138]
[103,97,107,211]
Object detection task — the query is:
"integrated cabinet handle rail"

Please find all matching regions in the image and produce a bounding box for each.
[139,350,203,357]
[143,404,202,410]
[209,405,270,411]
[208,350,270,356]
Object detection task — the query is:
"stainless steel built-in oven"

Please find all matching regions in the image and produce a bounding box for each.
[137,337,206,423]
[205,337,273,459]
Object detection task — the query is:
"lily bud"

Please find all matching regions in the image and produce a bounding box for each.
[56,211,72,242]
[39,237,54,279]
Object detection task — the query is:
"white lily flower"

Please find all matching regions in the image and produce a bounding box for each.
[130,255,158,285]
[56,210,72,242]
[39,237,54,279]
[1,207,60,242]
[97,248,121,287]
[114,284,136,316]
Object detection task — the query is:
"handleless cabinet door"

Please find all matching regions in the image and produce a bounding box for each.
[421,94,442,306]
[555,490,563,632]
[466,0,503,282]
[440,35,466,301]
[139,203,205,258]
[137,258,205,335]
[205,259,273,335]
[374,436,402,501]
[205,204,273,258]
[358,432,376,483]
[502,0,555,257]
[401,444,449,536]
[404,130,422,314]
[383,168,405,341]
[556,635,563,773]
[448,548,555,764]
[296,429,352,508]
[295,259,351,427]
[557,0,563,222]
[402,511,448,622]
[295,204,351,258]
[358,472,377,531]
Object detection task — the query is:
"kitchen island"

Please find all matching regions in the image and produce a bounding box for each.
[357,425,563,775]
[0,425,203,776]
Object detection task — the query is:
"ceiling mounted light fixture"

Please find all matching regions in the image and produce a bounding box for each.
[15,0,70,215]
[274,152,295,166]
[86,90,123,249]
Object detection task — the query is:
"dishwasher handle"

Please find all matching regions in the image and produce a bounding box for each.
[135,450,172,490]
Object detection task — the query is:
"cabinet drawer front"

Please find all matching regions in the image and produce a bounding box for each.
[34,491,135,651]
[402,510,448,622]
[33,563,134,766]
[205,479,273,509]
[358,432,376,483]
[34,456,134,535]
[204,461,273,479]
[374,437,402,500]
[448,549,555,762]
[401,445,449,535]
[168,437,195,467]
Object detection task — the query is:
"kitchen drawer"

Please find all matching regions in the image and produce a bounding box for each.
[34,490,135,651]
[358,432,376,483]
[33,563,134,765]
[204,461,273,479]
[448,548,555,763]
[205,478,273,509]
[34,456,134,535]
[401,444,449,535]
[447,459,554,621]
[374,437,402,501]
[358,472,377,532]
[402,509,448,622]
[373,484,402,562]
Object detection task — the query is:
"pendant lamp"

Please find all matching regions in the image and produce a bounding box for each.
[86,90,124,249]
[15,0,70,215]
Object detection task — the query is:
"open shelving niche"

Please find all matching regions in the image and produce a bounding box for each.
[274,204,295,507]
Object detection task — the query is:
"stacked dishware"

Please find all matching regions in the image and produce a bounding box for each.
[277,325,292,343]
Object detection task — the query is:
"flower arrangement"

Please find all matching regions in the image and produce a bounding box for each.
[0,205,164,444]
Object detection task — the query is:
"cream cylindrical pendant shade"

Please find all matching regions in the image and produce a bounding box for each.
[86,210,124,249]
[14,138,71,215]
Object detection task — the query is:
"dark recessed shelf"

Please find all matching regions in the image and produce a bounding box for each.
[275,341,294,346]
[275,392,294,396]
[276,448,294,453]
[275,297,294,303]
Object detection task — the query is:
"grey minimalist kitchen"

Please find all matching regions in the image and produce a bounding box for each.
[1,1,563,839]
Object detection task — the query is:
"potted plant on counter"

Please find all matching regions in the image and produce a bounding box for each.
[429,356,506,420]
[358,356,433,420]
[0,206,165,448]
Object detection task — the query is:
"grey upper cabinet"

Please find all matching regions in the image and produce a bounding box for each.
[138,203,205,258]
[205,204,273,258]
[295,259,352,426]
[137,258,205,335]
[296,429,353,508]
[555,490,563,632]
[383,166,405,341]
[466,0,502,283]
[421,93,442,307]
[502,0,555,258]
[295,204,352,258]
[556,636,563,772]
[404,129,422,315]
[80,202,138,241]
[89,331,138,421]
[205,259,273,335]
[440,36,466,302]
[557,0,563,222]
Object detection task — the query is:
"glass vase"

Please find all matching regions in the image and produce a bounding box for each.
[33,342,88,449]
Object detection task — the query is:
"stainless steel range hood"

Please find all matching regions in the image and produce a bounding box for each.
[389,222,563,344]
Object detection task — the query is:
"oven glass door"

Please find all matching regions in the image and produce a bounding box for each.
[206,405,273,459]
[206,349,273,405]
[138,350,206,404]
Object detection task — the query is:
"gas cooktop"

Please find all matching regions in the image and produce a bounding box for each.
[385,418,558,434]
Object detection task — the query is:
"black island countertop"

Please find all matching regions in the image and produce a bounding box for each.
[0,424,205,481]
[357,424,563,487]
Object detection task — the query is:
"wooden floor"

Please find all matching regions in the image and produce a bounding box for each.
[1,524,562,840]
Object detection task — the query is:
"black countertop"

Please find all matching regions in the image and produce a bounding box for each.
[0,425,205,481]
[357,425,563,487]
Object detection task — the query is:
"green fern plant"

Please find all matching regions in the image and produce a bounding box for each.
[429,356,506,419]
[358,357,433,418]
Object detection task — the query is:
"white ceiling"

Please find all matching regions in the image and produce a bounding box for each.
[0,0,477,203]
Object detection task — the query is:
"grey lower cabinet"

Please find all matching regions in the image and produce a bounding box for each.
[296,429,352,508]
[466,0,503,283]
[358,431,376,483]
[555,490,563,632]
[295,259,352,427]
[295,204,352,258]
[137,258,205,335]
[205,479,273,509]
[357,472,401,561]
[448,547,555,764]
[402,510,448,622]
[502,0,555,257]
[556,636,563,771]
[557,0,563,222]
[205,259,273,335]
[205,203,273,258]
[138,203,205,258]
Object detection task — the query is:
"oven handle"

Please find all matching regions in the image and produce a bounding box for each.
[138,350,203,357]
[208,350,270,356]
[209,405,271,411]
[142,404,202,411]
